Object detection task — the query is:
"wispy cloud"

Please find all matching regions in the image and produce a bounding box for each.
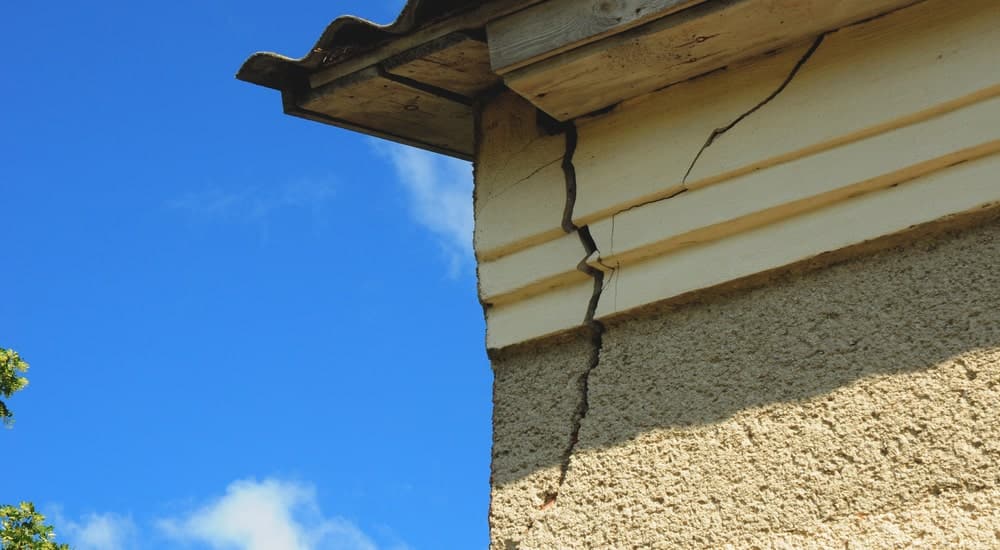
[157,478,381,550]
[50,509,138,550]
[375,142,474,273]
[167,179,337,223]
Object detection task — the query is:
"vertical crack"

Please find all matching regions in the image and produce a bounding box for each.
[559,225,606,490]
[682,33,828,184]
[561,124,580,233]
[550,119,610,505]
[521,33,828,521]
[513,116,612,548]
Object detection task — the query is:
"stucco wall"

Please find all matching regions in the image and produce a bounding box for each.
[490,216,1000,548]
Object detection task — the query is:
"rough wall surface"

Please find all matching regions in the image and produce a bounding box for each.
[490,217,1000,548]
[490,333,596,546]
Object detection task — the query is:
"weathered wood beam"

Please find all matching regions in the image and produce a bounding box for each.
[308,0,547,90]
[487,0,708,74]
[501,0,928,121]
[300,66,475,158]
[383,33,501,98]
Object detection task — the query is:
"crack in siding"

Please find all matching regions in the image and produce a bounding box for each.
[562,225,607,489]
[569,33,828,297]
[483,155,563,205]
[503,9,931,543]
[682,34,827,184]
[544,120,610,513]
[525,36,827,520]
[561,124,581,233]
[595,9,916,264]
[522,34,830,524]
[607,186,689,259]
[673,2,923,188]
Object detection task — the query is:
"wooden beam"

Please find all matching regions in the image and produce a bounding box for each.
[487,0,708,74]
[502,0,927,121]
[287,106,474,160]
[300,66,475,157]
[383,33,501,98]
[308,0,547,90]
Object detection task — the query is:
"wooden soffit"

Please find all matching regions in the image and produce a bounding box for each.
[237,0,544,160]
[239,0,932,156]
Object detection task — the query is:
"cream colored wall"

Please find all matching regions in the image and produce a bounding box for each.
[479,1,1000,546]
[475,0,1000,350]
[490,215,1000,549]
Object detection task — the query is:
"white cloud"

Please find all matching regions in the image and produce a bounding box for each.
[375,142,474,272]
[50,510,138,550]
[157,478,380,550]
[167,179,337,223]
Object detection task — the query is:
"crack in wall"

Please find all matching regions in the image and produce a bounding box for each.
[596,11,920,269]
[560,124,581,234]
[561,226,607,489]
[682,34,828,184]
[483,155,563,205]
[576,34,827,287]
[517,35,833,528]
[512,121,615,550]
[540,120,611,515]
[508,121,604,549]
[518,37,829,523]
[497,7,942,545]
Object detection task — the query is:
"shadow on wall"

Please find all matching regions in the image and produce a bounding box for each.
[490,210,1000,489]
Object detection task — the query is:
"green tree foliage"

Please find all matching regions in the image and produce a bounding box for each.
[0,503,68,550]
[0,350,68,549]
[0,348,29,427]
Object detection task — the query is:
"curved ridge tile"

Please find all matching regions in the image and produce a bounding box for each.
[237,0,479,90]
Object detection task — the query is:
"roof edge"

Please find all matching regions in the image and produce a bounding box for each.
[236,0,478,90]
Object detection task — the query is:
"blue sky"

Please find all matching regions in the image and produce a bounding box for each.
[1,2,491,548]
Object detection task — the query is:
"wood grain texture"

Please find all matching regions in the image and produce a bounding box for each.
[308,0,547,89]
[487,0,706,74]
[384,33,501,97]
[503,0,924,121]
[301,67,473,157]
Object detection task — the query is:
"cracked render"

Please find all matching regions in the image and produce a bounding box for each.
[490,210,1000,549]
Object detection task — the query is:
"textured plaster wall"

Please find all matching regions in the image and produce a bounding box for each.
[490,217,1000,548]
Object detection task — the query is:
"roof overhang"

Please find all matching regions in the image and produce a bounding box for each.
[238,0,927,159]
[237,0,543,159]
